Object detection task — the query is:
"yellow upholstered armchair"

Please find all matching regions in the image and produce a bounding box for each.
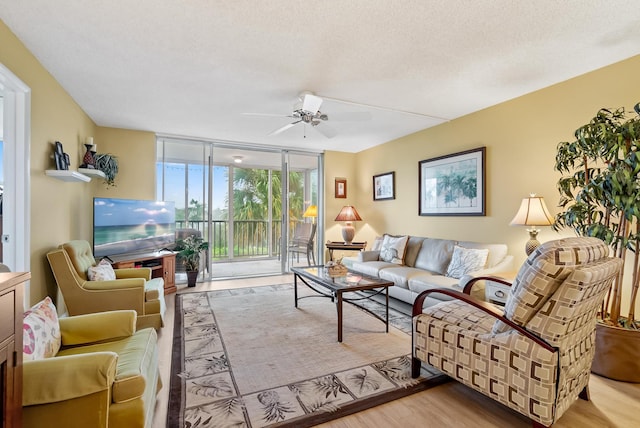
[22,302,161,428]
[412,237,622,427]
[46,240,165,330]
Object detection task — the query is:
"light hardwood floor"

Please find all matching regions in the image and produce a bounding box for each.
[152,275,640,428]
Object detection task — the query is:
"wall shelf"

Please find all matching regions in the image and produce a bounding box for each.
[78,168,106,179]
[45,169,91,182]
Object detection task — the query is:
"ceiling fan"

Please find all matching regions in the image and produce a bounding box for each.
[243,92,370,138]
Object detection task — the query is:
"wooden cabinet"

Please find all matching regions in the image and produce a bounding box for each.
[111,252,176,294]
[1,272,29,428]
[162,255,176,294]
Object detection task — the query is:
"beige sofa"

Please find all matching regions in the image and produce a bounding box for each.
[349,235,513,307]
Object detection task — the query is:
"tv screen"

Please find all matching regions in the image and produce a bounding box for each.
[93,198,176,258]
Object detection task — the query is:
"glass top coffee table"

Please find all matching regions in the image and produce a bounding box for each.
[292,266,393,342]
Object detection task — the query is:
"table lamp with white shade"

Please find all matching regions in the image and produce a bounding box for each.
[510,194,554,255]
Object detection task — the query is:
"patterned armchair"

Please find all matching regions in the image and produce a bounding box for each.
[412,237,622,427]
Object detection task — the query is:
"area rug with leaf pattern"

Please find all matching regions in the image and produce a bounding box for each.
[168,283,447,427]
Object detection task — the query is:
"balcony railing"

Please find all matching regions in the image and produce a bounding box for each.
[176,220,293,260]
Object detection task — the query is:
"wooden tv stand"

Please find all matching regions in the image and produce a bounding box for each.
[110,251,176,294]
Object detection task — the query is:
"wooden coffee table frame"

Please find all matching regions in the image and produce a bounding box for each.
[292,266,393,342]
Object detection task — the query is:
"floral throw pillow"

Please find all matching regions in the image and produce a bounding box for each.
[88,258,116,281]
[379,234,409,265]
[446,246,489,279]
[23,296,61,361]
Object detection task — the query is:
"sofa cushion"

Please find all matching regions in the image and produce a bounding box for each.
[378,266,430,289]
[23,297,61,361]
[350,260,397,277]
[144,277,164,301]
[413,238,455,275]
[88,259,117,281]
[379,234,409,264]
[358,250,381,262]
[61,240,96,280]
[57,327,158,403]
[446,246,489,279]
[407,274,463,300]
[457,241,507,268]
[404,236,426,267]
[371,236,384,251]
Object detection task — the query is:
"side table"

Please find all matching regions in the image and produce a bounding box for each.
[485,272,517,306]
[325,241,367,261]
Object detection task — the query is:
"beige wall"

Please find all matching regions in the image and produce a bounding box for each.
[1,19,157,304]
[324,54,640,312]
[94,127,157,200]
[323,151,358,245]
[1,19,96,303]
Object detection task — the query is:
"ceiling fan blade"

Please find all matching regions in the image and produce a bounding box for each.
[313,122,337,138]
[268,120,301,136]
[242,112,294,118]
[302,94,323,115]
[330,111,372,122]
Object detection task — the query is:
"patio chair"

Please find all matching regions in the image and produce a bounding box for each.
[288,223,316,265]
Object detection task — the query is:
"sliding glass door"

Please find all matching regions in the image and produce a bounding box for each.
[157,137,322,281]
[284,151,321,271]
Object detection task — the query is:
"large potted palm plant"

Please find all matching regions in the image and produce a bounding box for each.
[554,102,640,382]
[176,235,209,287]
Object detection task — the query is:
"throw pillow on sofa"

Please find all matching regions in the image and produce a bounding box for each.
[379,234,409,265]
[446,245,489,278]
[88,258,116,281]
[23,296,61,361]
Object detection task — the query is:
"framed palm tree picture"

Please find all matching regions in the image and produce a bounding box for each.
[418,147,485,216]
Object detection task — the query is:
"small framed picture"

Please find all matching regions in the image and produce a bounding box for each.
[373,171,395,201]
[335,178,347,198]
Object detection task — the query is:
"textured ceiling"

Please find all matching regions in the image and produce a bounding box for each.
[1,1,640,153]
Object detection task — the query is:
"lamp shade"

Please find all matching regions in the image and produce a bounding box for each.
[509,195,553,226]
[335,206,362,244]
[334,206,362,222]
[510,194,553,256]
[303,205,317,218]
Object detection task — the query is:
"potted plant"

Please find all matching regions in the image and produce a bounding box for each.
[176,234,209,287]
[94,153,119,187]
[554,102,640,382]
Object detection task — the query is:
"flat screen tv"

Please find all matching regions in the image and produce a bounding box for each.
[93,198,176,258]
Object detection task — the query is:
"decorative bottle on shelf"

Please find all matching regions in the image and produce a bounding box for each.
[80,144,95,168]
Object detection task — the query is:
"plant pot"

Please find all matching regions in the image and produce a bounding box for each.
[591,322,640,383]
[186,270,199,287]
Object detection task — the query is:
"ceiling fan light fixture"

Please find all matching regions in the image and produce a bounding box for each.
[301,93,323,115]
[247,91,363,139]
